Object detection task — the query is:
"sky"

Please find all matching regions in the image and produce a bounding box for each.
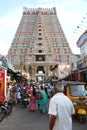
[0,0,87,56]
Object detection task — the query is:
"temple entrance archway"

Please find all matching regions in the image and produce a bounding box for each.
[36,66,45,82]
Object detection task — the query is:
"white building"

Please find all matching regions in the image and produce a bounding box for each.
[76,30,87,81]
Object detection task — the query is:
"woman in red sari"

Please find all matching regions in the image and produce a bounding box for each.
[29,85,37,111]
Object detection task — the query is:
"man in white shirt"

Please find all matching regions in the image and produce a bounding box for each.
[48,82,75,130]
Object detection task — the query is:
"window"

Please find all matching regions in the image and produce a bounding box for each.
[38,50,42,53]
[32,12,35,15]
[39,33,42,35]
[39,29,42,31]
[23,12,26,15]
[38,38,42,40]
[36,55,45,61]
[27,12,30,15]
[59,55,61,62]
[39,43,42,46]
[69,85,86,96]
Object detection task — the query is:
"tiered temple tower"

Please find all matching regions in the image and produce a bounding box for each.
[7,7,74,81]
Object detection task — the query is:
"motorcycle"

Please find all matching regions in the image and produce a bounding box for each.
[21,93,29,108]
[0,99,13,122]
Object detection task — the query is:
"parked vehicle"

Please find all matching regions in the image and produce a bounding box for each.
[58,81,87,123]
[0,99,13,122]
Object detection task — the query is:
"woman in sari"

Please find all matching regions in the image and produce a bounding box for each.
[29,85,37,111]
[39,85,48,114]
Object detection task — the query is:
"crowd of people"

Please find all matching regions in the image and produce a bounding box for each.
[6,81,55,114]
[6,81,75,130]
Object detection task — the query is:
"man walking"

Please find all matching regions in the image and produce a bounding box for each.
[48,82,75,130]
[12,82,19,105]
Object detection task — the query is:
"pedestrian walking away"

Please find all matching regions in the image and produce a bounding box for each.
[39,85,48,114]
[48,81,75,130]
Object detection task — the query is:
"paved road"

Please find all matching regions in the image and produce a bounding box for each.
[0,105,87,130]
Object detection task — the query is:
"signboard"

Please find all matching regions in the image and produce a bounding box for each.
[77,32,87,47]
[0,70,6,102]
[77,56,87,69]
[58,62,70,79]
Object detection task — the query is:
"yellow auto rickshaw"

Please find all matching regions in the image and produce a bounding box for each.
[58,81,87,123]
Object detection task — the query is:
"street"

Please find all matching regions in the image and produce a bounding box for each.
[0,105,87,130]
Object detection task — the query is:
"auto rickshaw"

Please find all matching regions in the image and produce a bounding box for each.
[58,81,87,123]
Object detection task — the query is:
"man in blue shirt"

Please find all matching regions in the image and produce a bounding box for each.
[13,83,19,105]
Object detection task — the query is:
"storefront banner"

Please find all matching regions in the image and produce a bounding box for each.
[0,70,7,102]
[58,62,70,79]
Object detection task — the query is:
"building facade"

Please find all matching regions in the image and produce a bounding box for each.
[0,54,7,70]
[77,30,87,82]
[7,7,74,81]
